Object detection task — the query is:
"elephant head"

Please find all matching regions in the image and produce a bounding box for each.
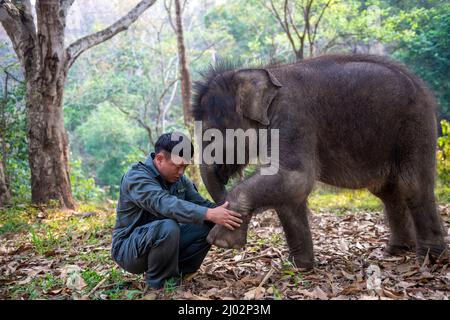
[192,65,282,247]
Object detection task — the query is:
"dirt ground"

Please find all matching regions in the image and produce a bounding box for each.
[1,205,449,300]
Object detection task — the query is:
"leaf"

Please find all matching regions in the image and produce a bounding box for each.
[66,272,87,291]
[60,265,86,291]
[366,264,382,294]
[243,287,266,300]
[311,287,329,300]
[298,287,328,300]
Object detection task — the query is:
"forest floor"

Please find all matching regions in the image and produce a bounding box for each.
[0,191,449,300]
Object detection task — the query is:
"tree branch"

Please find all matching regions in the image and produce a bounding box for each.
[263,0,298,55]
[158,77,180,105]
[286,1,304,44]
[0,0,37,75]
[3,69,24,84]
[312,0,332,43]
[65,0,157,69]
[110,99,155,146]
[164,0,176,32]
[283,0,298,54]
[60,0,75,16]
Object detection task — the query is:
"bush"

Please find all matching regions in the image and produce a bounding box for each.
[70,158,105,202]
[436,120,450,202]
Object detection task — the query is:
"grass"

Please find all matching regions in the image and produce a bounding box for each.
[308,184,383,214]
[281,260,310,288]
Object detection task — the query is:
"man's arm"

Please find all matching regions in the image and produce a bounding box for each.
[126,170,242,229]
[127,171,208,224]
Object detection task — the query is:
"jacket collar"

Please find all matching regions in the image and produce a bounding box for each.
[143,152,160,178]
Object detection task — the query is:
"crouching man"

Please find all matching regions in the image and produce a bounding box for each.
[111,132,242,289]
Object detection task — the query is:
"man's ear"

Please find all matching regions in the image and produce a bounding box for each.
[234,69,282,125]
[154,152,165,164]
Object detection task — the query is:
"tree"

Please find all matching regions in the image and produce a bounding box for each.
[0,0,157,208]
[392,3,450,120]
[262,0,334,59]
[76,103,144,196]
[109,17,181,146]
[166,0,201,185]
[0,70,12,206]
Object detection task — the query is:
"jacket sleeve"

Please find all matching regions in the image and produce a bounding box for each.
[182,177,218,209]
[126,171,208,224]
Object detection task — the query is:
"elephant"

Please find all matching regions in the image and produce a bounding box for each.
[191,54,448,269]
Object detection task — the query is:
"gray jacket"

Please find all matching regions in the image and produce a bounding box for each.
[112,152,216,250]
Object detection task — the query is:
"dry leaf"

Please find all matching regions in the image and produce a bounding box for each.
[244,287,266,300]
[66,272,87,291]
[366,264,382,294]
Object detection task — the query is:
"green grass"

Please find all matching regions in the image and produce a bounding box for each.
[308,186,382,214]
[29,225,59,255]
[8,273,65,300]
[0,205,38,235]
[81,269,103,291]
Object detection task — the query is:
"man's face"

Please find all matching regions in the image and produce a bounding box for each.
[154,151,189,183]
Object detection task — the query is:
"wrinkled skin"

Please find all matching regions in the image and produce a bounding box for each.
[192,54,448,269]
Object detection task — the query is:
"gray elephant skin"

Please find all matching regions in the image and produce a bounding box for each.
[191,54,448,269]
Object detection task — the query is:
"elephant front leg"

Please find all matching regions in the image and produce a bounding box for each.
[207,169,313,250]
[206,172,280,249]
[207,210,253,249]
[276,202,314,269]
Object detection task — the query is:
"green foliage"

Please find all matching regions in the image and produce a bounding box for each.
[1,83,30,203]
[393,3,450,118]
[70,158,105,202]
[204,0,282,62]
[29,225,58,255]
[0,204,36,235]
[75,103,146,197]
[436,120,450,201]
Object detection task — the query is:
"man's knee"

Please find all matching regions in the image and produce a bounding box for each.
[154,219,180,247]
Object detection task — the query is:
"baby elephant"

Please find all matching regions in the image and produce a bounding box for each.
[192,54,448,269]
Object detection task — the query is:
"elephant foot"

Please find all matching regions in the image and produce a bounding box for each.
[206,225,247,249]
[290,255,314,270]
[416,243,448,264]
[384,242,415,256]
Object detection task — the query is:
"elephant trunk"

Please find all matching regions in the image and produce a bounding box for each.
[200,164,227,204]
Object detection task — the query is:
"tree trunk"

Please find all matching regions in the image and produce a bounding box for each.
[0,153,11,207]
[23,1,75,208]
[174,0,191,125]
[172,0,201,187]
[27,75,75,208]
[1,0,156,208]
[0,72,12,206]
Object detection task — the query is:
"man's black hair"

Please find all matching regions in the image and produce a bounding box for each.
[154,132,194,160]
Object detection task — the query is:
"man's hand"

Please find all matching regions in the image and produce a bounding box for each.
[205,201,243,230]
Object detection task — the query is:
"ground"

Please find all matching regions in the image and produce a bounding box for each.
[0,190,449,300]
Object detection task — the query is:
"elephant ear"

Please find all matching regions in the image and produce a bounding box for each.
[234,69,282,125]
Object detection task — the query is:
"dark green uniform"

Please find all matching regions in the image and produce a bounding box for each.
[111,152,216,288]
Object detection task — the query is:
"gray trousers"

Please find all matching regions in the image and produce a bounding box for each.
[112,219,212,289]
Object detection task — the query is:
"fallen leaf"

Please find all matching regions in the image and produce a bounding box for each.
[66,272,87,291]
[243,287,266,300]
[366,264,382,294]
[143,293,157,300]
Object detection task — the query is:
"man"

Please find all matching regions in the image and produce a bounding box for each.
[111,132,242,289]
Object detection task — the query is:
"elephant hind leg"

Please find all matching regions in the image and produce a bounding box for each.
[369,182,416,255]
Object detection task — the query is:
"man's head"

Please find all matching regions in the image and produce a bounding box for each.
[153,132,194,184]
